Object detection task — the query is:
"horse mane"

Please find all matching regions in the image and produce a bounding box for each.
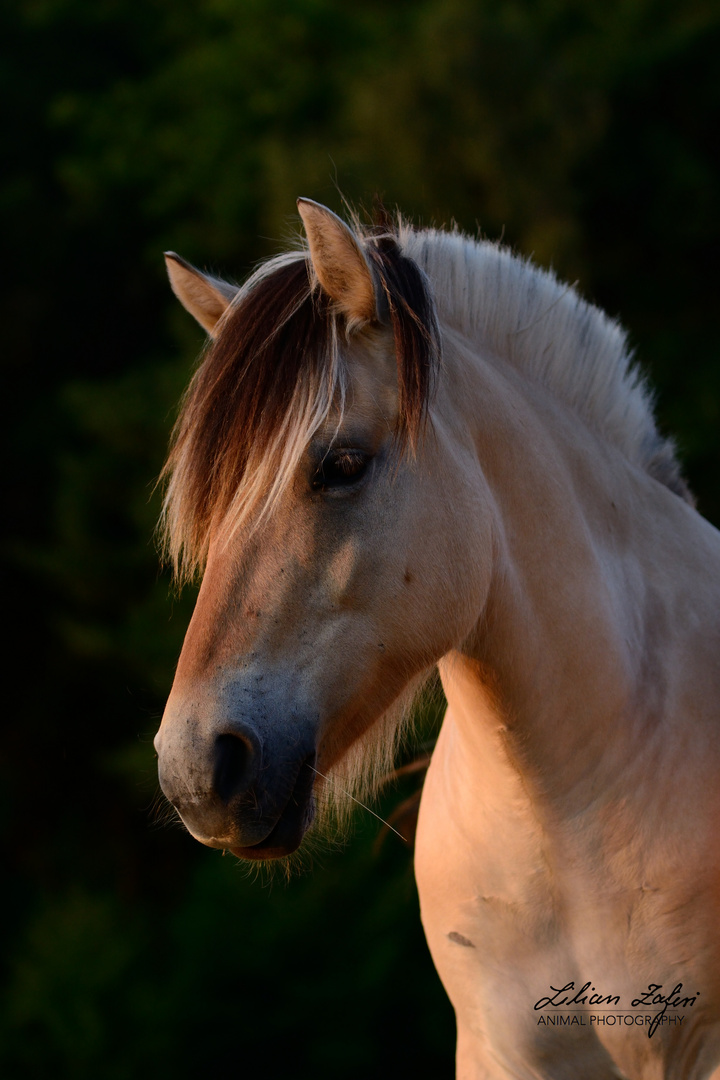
[160,229,440,580]
[400,224,693,507]
[161,214,692,581]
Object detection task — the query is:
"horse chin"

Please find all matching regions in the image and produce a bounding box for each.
[230,765,317,861]
[230,798,315,860]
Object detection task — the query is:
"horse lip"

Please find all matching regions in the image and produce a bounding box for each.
[230,752,317,860]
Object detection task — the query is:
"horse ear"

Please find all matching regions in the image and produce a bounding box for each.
[164,252,239,336]
[297,198,379,326]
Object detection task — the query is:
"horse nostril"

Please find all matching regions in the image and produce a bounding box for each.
[213,730,260,803]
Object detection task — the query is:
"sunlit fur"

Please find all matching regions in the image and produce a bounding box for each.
[160,216,690,588]
[158,205,720,1077]
[158,213,694,838]
[399,223,692,503]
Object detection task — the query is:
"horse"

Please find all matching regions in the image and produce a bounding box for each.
[154,198,720,1079]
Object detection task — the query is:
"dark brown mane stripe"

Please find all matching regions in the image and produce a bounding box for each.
[369,236,440,448]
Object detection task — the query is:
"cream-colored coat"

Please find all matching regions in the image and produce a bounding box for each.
[157,201,720,1079]
[416,330,720,1079]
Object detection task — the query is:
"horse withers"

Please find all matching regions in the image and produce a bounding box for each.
[155,199,720,1079]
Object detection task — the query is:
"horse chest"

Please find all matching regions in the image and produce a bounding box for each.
[414,732,569,1068]
[413,728,713,1079]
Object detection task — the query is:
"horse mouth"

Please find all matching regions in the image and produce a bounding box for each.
[230,754,316,860]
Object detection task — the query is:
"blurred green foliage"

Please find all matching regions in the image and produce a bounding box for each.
[2,0,718,1076]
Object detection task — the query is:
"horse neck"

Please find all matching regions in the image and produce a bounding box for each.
[437,328,698,819]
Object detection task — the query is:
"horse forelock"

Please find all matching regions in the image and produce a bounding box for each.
[160,227,441,581]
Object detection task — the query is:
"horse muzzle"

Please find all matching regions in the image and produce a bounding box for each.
[155,706,318,859]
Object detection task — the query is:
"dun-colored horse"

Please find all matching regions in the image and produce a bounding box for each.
[155,199,720,1079]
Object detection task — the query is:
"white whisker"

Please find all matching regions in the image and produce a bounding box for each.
[306,763,407,842]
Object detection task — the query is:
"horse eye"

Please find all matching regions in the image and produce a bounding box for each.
[312,449,370,492]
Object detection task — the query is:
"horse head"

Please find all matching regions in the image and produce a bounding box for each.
[154,201,493,859]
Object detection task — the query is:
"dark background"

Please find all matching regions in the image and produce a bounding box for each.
[2,1,718,1076]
